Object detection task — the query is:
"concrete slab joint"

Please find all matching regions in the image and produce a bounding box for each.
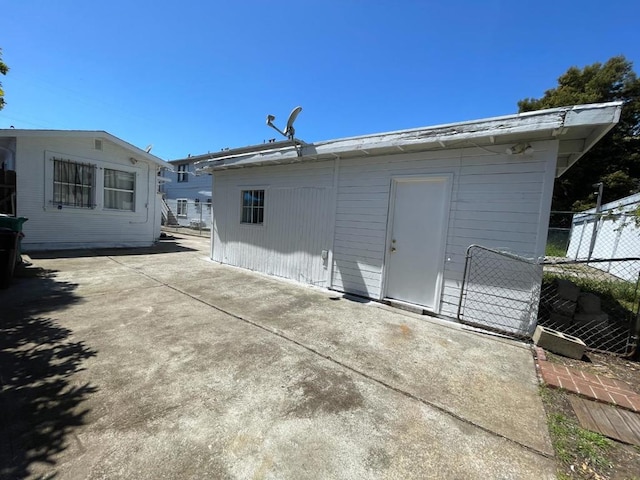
[0,233,557,479]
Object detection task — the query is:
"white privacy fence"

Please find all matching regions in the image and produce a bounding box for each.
[566,211,640,282]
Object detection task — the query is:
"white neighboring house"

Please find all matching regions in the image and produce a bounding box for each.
[160,158,212,229]
[0,129,169,250]
[195,102,621,327]
[567,192,640,281]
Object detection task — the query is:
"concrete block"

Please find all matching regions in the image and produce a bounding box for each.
[577,293,601,314]
[573,312,608,326]
[556,279,580,302]
[548,312,573,329]
[533,325,586,359]
[551,298,577,316]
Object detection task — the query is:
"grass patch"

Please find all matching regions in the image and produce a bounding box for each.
[542,272,639,315]
[548,412,612,468]
[539,386,616,478]
[546,229,570,257]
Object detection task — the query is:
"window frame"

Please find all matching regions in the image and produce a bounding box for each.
[240,189,265,225]
[103,168,136,211]
[177,164,189,183]
[52,157,96,209]
[176,198,188,217]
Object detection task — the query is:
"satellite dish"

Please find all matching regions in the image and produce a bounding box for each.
[284,106,303,138]
[266,106,303,140]
[145,144,153,153]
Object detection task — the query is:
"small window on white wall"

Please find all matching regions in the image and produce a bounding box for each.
[177,199,188,217]
[241,190,264,224]
[104,169,135,211]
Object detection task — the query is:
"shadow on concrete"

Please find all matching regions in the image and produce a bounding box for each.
[26,236,197,260]
[329,293,373,304]
[0,265,97,479]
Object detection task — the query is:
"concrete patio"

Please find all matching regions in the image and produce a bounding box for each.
[0,233,556,479]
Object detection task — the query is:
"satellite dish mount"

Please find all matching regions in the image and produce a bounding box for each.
[266,106,303,141]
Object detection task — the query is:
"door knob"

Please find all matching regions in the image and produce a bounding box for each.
[391,247,397,252]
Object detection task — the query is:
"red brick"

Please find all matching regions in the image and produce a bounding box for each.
[557,377,573,391]
[552,364,571,376]
[571,380,593,396]
[539,363,557,378]
[580,371,600,384]
[602,384,636,397]
[596,377,634,395]
[628,396,640,413]
[555,372,576,385]
[597,375,623,388]
[542,371,562,388]
[590,385,612,402]
[608,391,636,411]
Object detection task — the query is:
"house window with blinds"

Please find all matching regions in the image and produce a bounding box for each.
[241,189,264,224]
[104,169,135,211]
[53,158,96,208]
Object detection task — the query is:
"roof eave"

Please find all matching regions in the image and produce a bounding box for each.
[0,129,169,168]
[197,102,622,175]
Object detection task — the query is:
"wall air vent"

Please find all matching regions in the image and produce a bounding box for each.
[94,139,103,151]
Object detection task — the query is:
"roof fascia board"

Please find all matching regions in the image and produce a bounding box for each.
[174,140,297,164]
[0,129,169,168]
[200,102,622,172]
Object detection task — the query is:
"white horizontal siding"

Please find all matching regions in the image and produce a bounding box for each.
[16,136,162,250]
[212,161,334,286]
[209,142,558,323]
[331,141,558,315]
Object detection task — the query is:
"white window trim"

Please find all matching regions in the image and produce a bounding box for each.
[44,150,143,216]
[176,198,188,217]
[103,168,136,211]
[239,187,266,226]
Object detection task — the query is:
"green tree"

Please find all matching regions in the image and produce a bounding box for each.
[518,56,640,211]
[0,48,8,110]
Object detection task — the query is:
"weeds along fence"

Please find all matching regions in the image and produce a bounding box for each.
[458,243,640,355]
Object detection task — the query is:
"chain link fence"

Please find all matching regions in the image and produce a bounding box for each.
[457,245,543,338]
[541,209,640,354]
[458,208,640,355]
[161,199,212,237]
[539,258,639,354]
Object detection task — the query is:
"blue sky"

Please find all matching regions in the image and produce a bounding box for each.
[1,1,638,160]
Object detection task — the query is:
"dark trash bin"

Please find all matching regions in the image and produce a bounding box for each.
[0,216,28,255]
[0,227,19,289]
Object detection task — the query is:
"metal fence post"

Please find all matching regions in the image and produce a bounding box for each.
[457,245,474,321]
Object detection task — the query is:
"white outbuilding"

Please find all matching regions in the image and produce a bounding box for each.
[194,102,621,319]
[0,129,169,251]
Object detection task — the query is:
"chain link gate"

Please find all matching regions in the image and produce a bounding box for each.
[457,244,640,354]
[457,245,543,338]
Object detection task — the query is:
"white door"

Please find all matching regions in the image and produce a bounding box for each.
[384,176,451,310]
